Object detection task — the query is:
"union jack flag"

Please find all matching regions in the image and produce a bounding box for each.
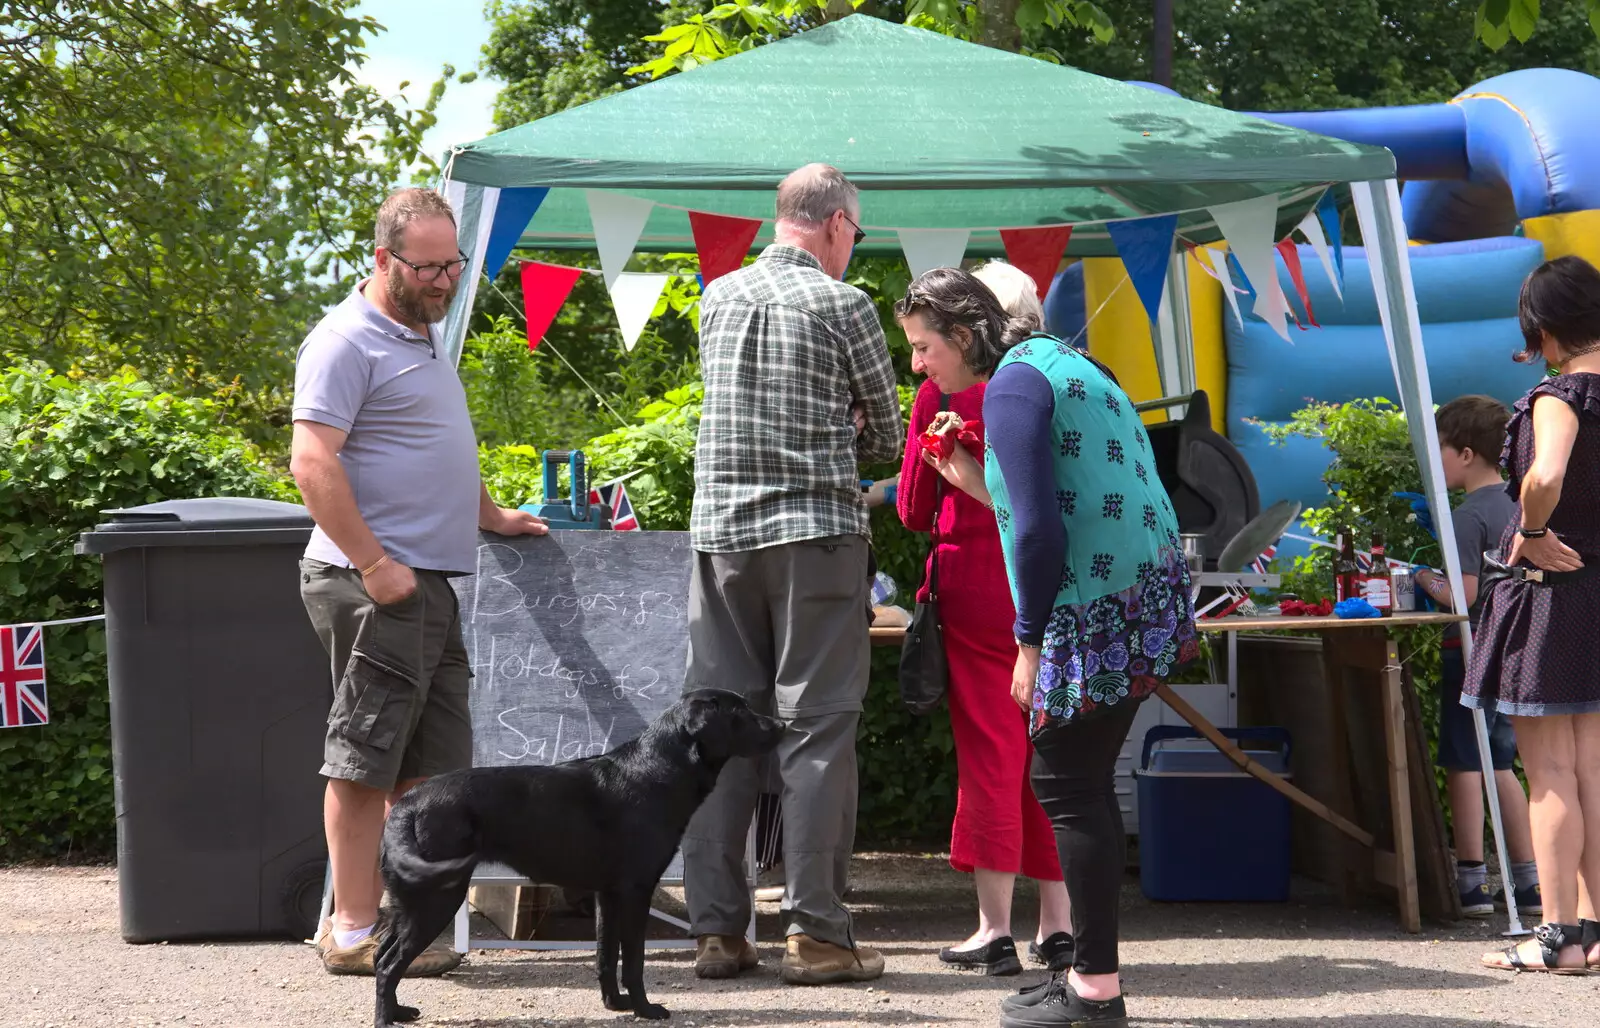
[588,478,641,532]
[1,624,49,728]
[1250,545,1277,575]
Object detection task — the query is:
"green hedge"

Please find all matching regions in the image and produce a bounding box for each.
[0,362,292,860]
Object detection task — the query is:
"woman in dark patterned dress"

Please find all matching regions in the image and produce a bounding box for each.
[1464,256,1600,974]
[898,268,1198,1028]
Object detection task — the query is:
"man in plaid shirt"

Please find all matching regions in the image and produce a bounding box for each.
[683,164,901,985]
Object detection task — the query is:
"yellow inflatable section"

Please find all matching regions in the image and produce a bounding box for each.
[1523,209,1600,267]
[1081,250,1226,433]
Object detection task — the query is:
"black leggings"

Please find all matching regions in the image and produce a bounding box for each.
[1030,697,1143,976]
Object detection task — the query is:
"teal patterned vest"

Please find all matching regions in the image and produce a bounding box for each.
[984,334,1183,611]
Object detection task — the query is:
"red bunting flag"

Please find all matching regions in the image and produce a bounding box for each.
[689,210,764,285]
[519,261,584,351]
[999,225,1073,300]
[1274,239,1319,329]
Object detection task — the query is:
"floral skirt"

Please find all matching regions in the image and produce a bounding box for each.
[1030,547,1200,736]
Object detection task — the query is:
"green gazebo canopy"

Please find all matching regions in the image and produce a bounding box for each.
[445,14,1392,258]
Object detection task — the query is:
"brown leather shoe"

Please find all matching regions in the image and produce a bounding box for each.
[314,919,463,977]
[695,934,759,979]
[780,933,885,985]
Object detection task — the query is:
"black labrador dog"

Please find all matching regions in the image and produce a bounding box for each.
[373,688,784,1027]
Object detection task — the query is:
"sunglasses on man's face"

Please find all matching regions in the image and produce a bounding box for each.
[840,211,866,246]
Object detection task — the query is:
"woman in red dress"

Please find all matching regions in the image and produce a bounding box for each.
[897,262,1071,977]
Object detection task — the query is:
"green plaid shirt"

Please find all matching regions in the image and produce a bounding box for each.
[691,245,903,553]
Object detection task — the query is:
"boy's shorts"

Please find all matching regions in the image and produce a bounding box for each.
[1436,645,1516,771]
[300,559,473,792]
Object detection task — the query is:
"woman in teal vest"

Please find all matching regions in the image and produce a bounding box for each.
[897,268,1198,1028]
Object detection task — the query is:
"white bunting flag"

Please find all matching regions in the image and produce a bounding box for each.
[897,228,970,279]
[1208,194,1291,342]
[586,190,655,290]
[1296,209,1344,302]
[1197,246,1245,330]
[609,272,670,351]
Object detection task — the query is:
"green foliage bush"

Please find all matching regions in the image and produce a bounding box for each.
[1261,397,1458,824]
[0,362,292,860]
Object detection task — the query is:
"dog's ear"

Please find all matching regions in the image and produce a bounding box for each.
[681,693,735,766]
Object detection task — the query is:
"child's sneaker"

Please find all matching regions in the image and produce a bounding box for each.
[1460,881,1494,917]
[1495,882,1543,917]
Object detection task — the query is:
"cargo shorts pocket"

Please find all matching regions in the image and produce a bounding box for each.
[330,652,415,752]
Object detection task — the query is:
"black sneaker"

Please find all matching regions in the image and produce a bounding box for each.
[1001,979,1128,1028]
[1494,882,1543,917]
[1028,932,1075,972]
[1002,972,1062,1014]
[1460,881,1494,918]
[938,935,1022,976]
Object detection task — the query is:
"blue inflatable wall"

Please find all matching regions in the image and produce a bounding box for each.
[1227,237,1547,557]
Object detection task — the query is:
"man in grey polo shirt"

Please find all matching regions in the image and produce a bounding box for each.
[291,187,546,976]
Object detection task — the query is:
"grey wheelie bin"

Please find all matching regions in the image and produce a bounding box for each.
[77,497,330,942]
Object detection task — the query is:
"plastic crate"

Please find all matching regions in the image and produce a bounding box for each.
[1134,725,1292,902]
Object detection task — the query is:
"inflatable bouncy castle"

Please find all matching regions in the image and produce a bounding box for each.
[1043,69,1600,556]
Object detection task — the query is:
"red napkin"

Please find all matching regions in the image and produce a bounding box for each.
[920,420,984,460]
[1278,598,1333,617]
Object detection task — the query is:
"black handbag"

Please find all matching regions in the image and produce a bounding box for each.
[899,397,950,715]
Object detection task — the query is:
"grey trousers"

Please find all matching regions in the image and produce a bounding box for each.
[681,535,870,948]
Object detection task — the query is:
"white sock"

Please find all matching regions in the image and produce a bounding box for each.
[333,922,376,949]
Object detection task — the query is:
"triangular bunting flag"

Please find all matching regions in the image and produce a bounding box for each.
[689,210,763,285]
[1316,190,1344,287]
[586,190,655,290]
[898,228,970,279]
[1192,244,1244,330]
[519,261,584,351]
[999,226,1073,300]
[1275,239,1320,328]
[609,272,671,351]
[1296,209,1343,302]
[1209,194,1290,340]
[482,187,549,281]
[1106,214,1178,323]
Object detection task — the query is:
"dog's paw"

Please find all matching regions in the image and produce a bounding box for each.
[632,1001,670,1020]
[378,1002,421,1025]
[603,993,633,1012]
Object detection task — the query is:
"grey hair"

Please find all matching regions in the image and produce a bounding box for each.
[375,188,457,251]
[972,260,1047,325]
[894,267,1038,377]
[775,163,859,224]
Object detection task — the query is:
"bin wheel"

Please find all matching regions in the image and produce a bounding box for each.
[283,860,328,941]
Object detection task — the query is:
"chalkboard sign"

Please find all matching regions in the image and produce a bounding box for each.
[452,531,694,770]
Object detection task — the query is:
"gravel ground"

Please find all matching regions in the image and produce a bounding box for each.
[4,853,1598,1028]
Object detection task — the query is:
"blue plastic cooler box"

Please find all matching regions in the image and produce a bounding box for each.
[1135,725,1293,902]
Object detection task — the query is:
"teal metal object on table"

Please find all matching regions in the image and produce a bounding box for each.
[519,449,611,530]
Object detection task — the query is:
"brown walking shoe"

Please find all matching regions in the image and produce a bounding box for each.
[695,934,760,979]
[780,933,885,985]
[314,918,463,977]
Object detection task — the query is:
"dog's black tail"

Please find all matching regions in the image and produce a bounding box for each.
[381,805,479,890]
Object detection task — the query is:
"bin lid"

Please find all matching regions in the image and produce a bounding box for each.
[1139,748,1292,777]
[75,497,314,554]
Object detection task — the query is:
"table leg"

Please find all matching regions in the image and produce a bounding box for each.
[1380,638,1422,933]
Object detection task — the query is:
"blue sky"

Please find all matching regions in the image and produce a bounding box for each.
[352,1,501,165]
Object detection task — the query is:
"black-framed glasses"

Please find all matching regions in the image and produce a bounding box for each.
[388,249,469,283]
[840,211,866,246]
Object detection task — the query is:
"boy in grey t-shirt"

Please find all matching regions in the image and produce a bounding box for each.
[1415,396,1539,917]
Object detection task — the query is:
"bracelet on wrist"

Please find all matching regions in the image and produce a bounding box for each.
[1518,525,1549,539]
[360,553,390,576]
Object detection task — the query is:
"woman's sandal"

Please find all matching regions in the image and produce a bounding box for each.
[1483,922,1592,974]
[1583,919,1600,970]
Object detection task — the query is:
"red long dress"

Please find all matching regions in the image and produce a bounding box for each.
[898,378,1063,881]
